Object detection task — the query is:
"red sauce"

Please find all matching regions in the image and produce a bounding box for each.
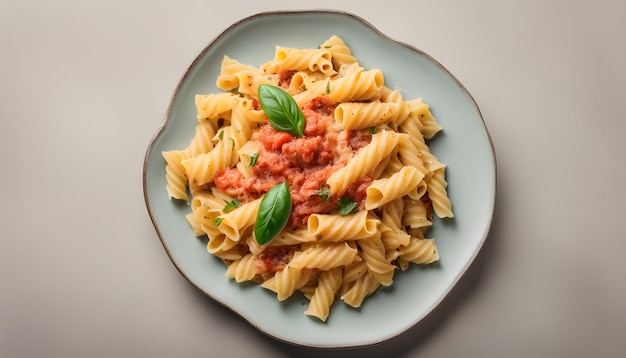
[254,246,295,274]
[214,95,373,226]
[348,129,372,151]
[277,68,296,89]
[251,98,261,110]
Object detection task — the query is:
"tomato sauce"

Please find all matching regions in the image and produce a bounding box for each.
[254,246,295,274]
[214,95,372,226]
[277,68,296,89]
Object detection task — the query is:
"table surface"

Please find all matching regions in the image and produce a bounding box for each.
[1,1,625,357]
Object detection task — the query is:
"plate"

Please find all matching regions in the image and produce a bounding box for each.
[143,10,495,348]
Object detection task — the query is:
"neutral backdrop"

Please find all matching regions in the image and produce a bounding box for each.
[1,1,625,357]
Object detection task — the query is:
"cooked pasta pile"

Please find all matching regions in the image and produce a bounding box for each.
[163,35,453,321]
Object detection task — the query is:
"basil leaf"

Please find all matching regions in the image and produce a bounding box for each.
[337,196,358,215]
[255,182,292,245]
[214,217,223,227]
[258,84,305,137]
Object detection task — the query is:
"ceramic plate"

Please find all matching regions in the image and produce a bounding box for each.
[143,10,495,348]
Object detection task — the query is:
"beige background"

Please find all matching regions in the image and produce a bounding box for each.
[1,0,625,357]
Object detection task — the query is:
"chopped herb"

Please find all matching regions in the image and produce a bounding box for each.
[369,127,376,134]
[223,198,240,213]
[214,217,223,227]
[218,130,224,140]
[248,152,259,167]
[229,137,235,147]
[337,196,358,215]
[314,186,331,202]
[325,81,331,94]
[324,45,332,49]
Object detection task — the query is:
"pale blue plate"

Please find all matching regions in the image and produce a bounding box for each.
[143,10,496,348]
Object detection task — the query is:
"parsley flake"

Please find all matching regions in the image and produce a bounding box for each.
[223,199,240,213]
[214,217,224,227]
[337,197,358,215]
[248,152,259,167]
[314,187,331,202]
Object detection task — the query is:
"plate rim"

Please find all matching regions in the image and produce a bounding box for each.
[143,8,497,349]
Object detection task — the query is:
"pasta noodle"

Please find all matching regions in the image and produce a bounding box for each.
[163,149,189,200]
[326,129,400,195]
[273,46,336,76]
[307,210,379,242]
[163,35,453,320]
[334,100,397,130]
[304,267,342,321]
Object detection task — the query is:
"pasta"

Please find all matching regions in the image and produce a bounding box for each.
[163,36,453,321]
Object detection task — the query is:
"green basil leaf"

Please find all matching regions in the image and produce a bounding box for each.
[258,84,305,137]
[337,196,358,216]
[255,182,292,245]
